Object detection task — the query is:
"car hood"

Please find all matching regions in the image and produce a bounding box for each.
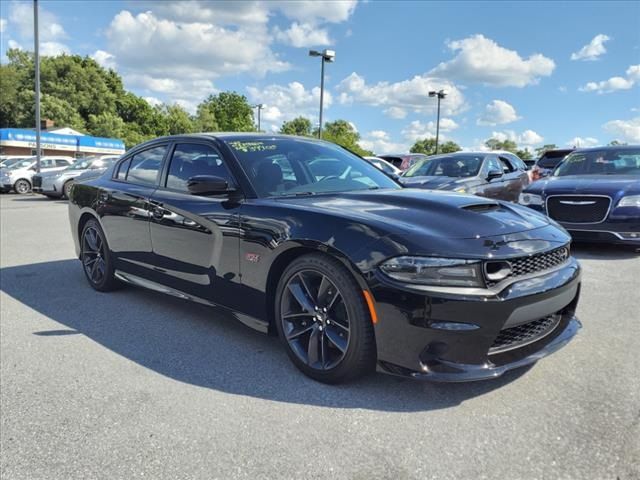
[399,175,477,190]
[527,175,640,195]
[273,188,550,240]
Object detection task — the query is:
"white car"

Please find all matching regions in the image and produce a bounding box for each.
[364,156,402,176]
[0,156,75,194]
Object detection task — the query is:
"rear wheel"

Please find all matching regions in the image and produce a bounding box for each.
[275,253,376,383]
[14,179,31,194]
[80,219,119,292]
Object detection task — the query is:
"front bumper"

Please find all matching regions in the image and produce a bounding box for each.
[1,182,12,192]
[526,204,640,246]
[370,258,581,381]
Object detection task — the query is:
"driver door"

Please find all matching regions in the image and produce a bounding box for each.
[147,141,243,306]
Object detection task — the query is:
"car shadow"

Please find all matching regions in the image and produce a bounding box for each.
[5,194,67,204]
[0,259,531,412]
[571,242,639,260]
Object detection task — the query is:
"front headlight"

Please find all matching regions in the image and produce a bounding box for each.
[618,195,640,208]
[519,193,543,206]
[379,256,484,287]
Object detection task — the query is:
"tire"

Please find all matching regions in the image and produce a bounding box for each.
[62,180,73,199]
[274,253,376,384]
[80,219,119,292]
[13,179,31,194]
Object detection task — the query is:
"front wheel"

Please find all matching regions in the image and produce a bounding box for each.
[62,180,74,199]
[13,179,31,194]
[275,253,376,384]
[80,219,119,292]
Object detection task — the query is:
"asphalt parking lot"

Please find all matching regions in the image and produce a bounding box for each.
[0,193,638,480]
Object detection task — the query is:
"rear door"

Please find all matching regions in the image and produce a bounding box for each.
[147,141,243,306]
[98,144,168,277]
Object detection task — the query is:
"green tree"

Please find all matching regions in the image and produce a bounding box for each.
[318,120,372,156]
[193,102,219,132]
[485,138,518,153]
[516,149,533,160]
[535,144,558,157]
[41,94,86,131]
[411,138,461,155]
[159,104,195,135]
[280,117,312,137]
[608,140,627,146]
[197,92,254,132]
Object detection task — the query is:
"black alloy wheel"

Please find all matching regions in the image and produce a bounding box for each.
[80,219,119,291]
[275,254,376,383]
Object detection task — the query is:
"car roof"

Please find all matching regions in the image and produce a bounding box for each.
[571,145,639,153]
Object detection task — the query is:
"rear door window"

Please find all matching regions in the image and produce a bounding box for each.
[126,145,167,186]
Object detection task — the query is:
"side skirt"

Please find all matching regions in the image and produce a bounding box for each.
[114,270,269,334]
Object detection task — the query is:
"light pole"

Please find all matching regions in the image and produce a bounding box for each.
[33,0,41,173]
[428,89,447,154]
[253,104,264,131]
[309,49,335,139]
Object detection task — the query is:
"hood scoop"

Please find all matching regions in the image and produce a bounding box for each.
[461,202,501,213]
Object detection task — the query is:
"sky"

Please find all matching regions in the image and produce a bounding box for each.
[1,0,639,153]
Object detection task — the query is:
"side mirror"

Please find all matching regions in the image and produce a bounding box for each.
[487,168,503,180]
[187,175,235,196]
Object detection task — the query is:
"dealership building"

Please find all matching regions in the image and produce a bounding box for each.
[0,127,125,158]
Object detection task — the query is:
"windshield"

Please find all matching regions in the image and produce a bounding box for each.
[5,159,35,170]
[225,138,401,197]
[1,157,32,168]
[538,151,572,168]
[554,148,640,176]
[403,154,483,178]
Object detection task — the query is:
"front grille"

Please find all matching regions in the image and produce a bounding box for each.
[32,175,42,188]
[547,195,610,223]
[484,245,570,287]
[490,314,561,354]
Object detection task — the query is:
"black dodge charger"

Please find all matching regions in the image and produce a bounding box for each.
[68,134,581,383]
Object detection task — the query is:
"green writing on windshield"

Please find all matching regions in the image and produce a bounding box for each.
[228,141,277,153]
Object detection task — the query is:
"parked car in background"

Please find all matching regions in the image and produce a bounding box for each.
[33,155,120,199]
[400,151,529,202]
[532,148,574,180]
[377,153,429,171]
[68,133,581,383]
[0,156,75,194]
[519,145,640,246]
[363,156,402,176]
[1,155,34,168]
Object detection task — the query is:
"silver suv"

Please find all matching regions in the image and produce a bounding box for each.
[0,156,75,194]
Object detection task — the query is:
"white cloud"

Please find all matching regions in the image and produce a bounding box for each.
[566,137,599,148]
[8,39,22,50]
[0,18,6,33]
[40,41,70,56]
[8,1,67,42]
[143,96,163,107]
[491,129,544,147]
[401,119,458,142]
[336,72,467,117]
[126,73,217,113]
[277,1,358,23]
[360,130,410,155]
[274,22,331,47]
[246,81,332,130]
[477,100,520,126]
[91,50,117,69]
[603,117,640,143]
[571,34,610,61]
[580,64,640,93]
[429,34,555,87]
